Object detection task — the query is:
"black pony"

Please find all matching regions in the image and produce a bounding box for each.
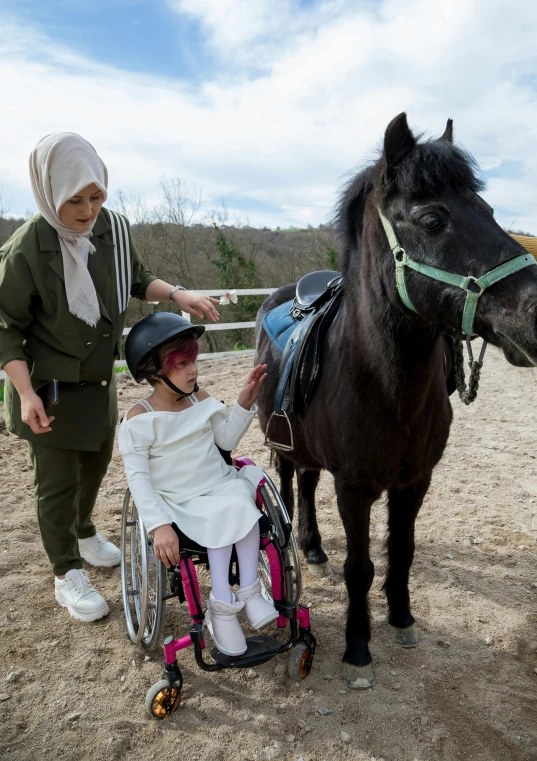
[255,113,537,688]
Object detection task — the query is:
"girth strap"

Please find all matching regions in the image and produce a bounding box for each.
[378,209,537,336]
[274,314,314,414]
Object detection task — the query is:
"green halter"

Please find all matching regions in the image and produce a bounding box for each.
[378,209,537,336]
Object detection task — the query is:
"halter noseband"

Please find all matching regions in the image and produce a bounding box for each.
[378,208,536,337]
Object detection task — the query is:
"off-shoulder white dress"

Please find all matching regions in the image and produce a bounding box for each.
[118,394,264,548]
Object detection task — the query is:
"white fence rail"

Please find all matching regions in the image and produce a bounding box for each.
[0,288,276,380]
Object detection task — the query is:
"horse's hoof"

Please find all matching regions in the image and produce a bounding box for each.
[391,624,421,648]
[341,662,375,689]
[307,561,333,578]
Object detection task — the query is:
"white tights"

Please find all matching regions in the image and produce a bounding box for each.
[207,521,260,603]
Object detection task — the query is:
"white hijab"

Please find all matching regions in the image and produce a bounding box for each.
[29,133,108,327]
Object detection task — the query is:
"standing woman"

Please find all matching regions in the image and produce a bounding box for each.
[0,133,219,622]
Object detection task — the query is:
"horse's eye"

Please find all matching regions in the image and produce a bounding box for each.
[419,213,443,231]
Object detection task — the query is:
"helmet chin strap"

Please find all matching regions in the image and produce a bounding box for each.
[149,348,198,400]
[158,375,199,400]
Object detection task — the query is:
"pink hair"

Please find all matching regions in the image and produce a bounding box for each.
[161,337,200,375]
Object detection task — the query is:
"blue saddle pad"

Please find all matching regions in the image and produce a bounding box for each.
[262,300,295,353]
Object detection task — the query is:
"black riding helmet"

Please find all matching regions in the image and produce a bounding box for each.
[125,312,205,398]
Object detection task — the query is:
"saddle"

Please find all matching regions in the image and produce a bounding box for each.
[267,270,343,419]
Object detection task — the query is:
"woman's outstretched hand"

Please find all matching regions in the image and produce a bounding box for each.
[173,290,220,322]
[153,524,180,568]
[237,364,268,410]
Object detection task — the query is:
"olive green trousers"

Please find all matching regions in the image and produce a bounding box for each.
[28,435,115,576]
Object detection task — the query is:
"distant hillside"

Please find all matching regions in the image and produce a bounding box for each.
[0,216,27,244]
[123,220,336,353]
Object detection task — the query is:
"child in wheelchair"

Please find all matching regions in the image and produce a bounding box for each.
[118,312,279,657]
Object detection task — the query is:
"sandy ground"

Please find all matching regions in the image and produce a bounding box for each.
[1,348,537,761]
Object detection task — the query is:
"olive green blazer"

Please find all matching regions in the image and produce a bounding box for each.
[0,208,157,451]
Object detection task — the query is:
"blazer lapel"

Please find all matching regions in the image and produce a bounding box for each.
[48,251,65,282]
[36,216,65,283]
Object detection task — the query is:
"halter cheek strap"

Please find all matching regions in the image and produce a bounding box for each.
[377,208,537,336]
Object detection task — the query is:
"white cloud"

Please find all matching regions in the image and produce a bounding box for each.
[167,0,343,69]
[0,0,536,231]
[169,0,288,56]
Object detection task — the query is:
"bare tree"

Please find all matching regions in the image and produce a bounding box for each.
[0,185,11,218]
[115,190,153,225]
[156,178,201,227]
[152,178,203,286]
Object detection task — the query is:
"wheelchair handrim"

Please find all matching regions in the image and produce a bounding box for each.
[120,492,148,644]
[260,472,302,605]
[121,490,165,647]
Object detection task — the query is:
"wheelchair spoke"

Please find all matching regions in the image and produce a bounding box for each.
[258,555,275,606]
[259,472,303,607]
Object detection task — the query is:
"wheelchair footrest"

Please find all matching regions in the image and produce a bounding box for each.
[211,635,281,668]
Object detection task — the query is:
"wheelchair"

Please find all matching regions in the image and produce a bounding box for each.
[120,456,316,720]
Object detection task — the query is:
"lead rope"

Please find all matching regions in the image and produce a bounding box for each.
[452,335,487,405]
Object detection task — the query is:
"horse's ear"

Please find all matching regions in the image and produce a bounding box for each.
[383,113,416,173]
[439,118,453,143]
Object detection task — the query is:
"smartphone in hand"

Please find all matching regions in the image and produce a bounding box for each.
[34,379,59,410]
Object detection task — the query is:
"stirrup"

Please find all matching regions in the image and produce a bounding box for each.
[264,410,294,453]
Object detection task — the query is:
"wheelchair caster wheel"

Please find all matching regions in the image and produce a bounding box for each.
[145,679,181,720]
[288,642,314,680]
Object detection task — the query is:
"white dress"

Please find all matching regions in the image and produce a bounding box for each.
[117,394,264,549]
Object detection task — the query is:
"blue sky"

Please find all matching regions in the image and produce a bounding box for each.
[0,0,210,80]
[0,0,536,232]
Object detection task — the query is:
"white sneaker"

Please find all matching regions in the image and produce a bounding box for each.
[78,531,120,567]
[55,569,110,622]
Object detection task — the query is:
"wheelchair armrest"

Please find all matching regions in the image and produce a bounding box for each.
[232,456,256,469]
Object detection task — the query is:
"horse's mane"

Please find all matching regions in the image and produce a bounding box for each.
[382,140,485,197]
[335,137,485,272]
[334,166,374,265]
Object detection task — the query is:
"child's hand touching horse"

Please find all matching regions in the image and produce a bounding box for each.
[237,364,268,410]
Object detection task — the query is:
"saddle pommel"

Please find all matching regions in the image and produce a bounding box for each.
[291,270,342,319]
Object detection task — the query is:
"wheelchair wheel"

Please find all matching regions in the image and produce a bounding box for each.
[120,489,166,650]
[258,470,302,607]
[288,642,314,680]
[145,679,181,720]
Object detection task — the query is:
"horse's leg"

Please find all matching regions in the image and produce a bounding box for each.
[384,473,431,648]
[274,453,295,521]
[296,468,332,578]
[334,474,378,689]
